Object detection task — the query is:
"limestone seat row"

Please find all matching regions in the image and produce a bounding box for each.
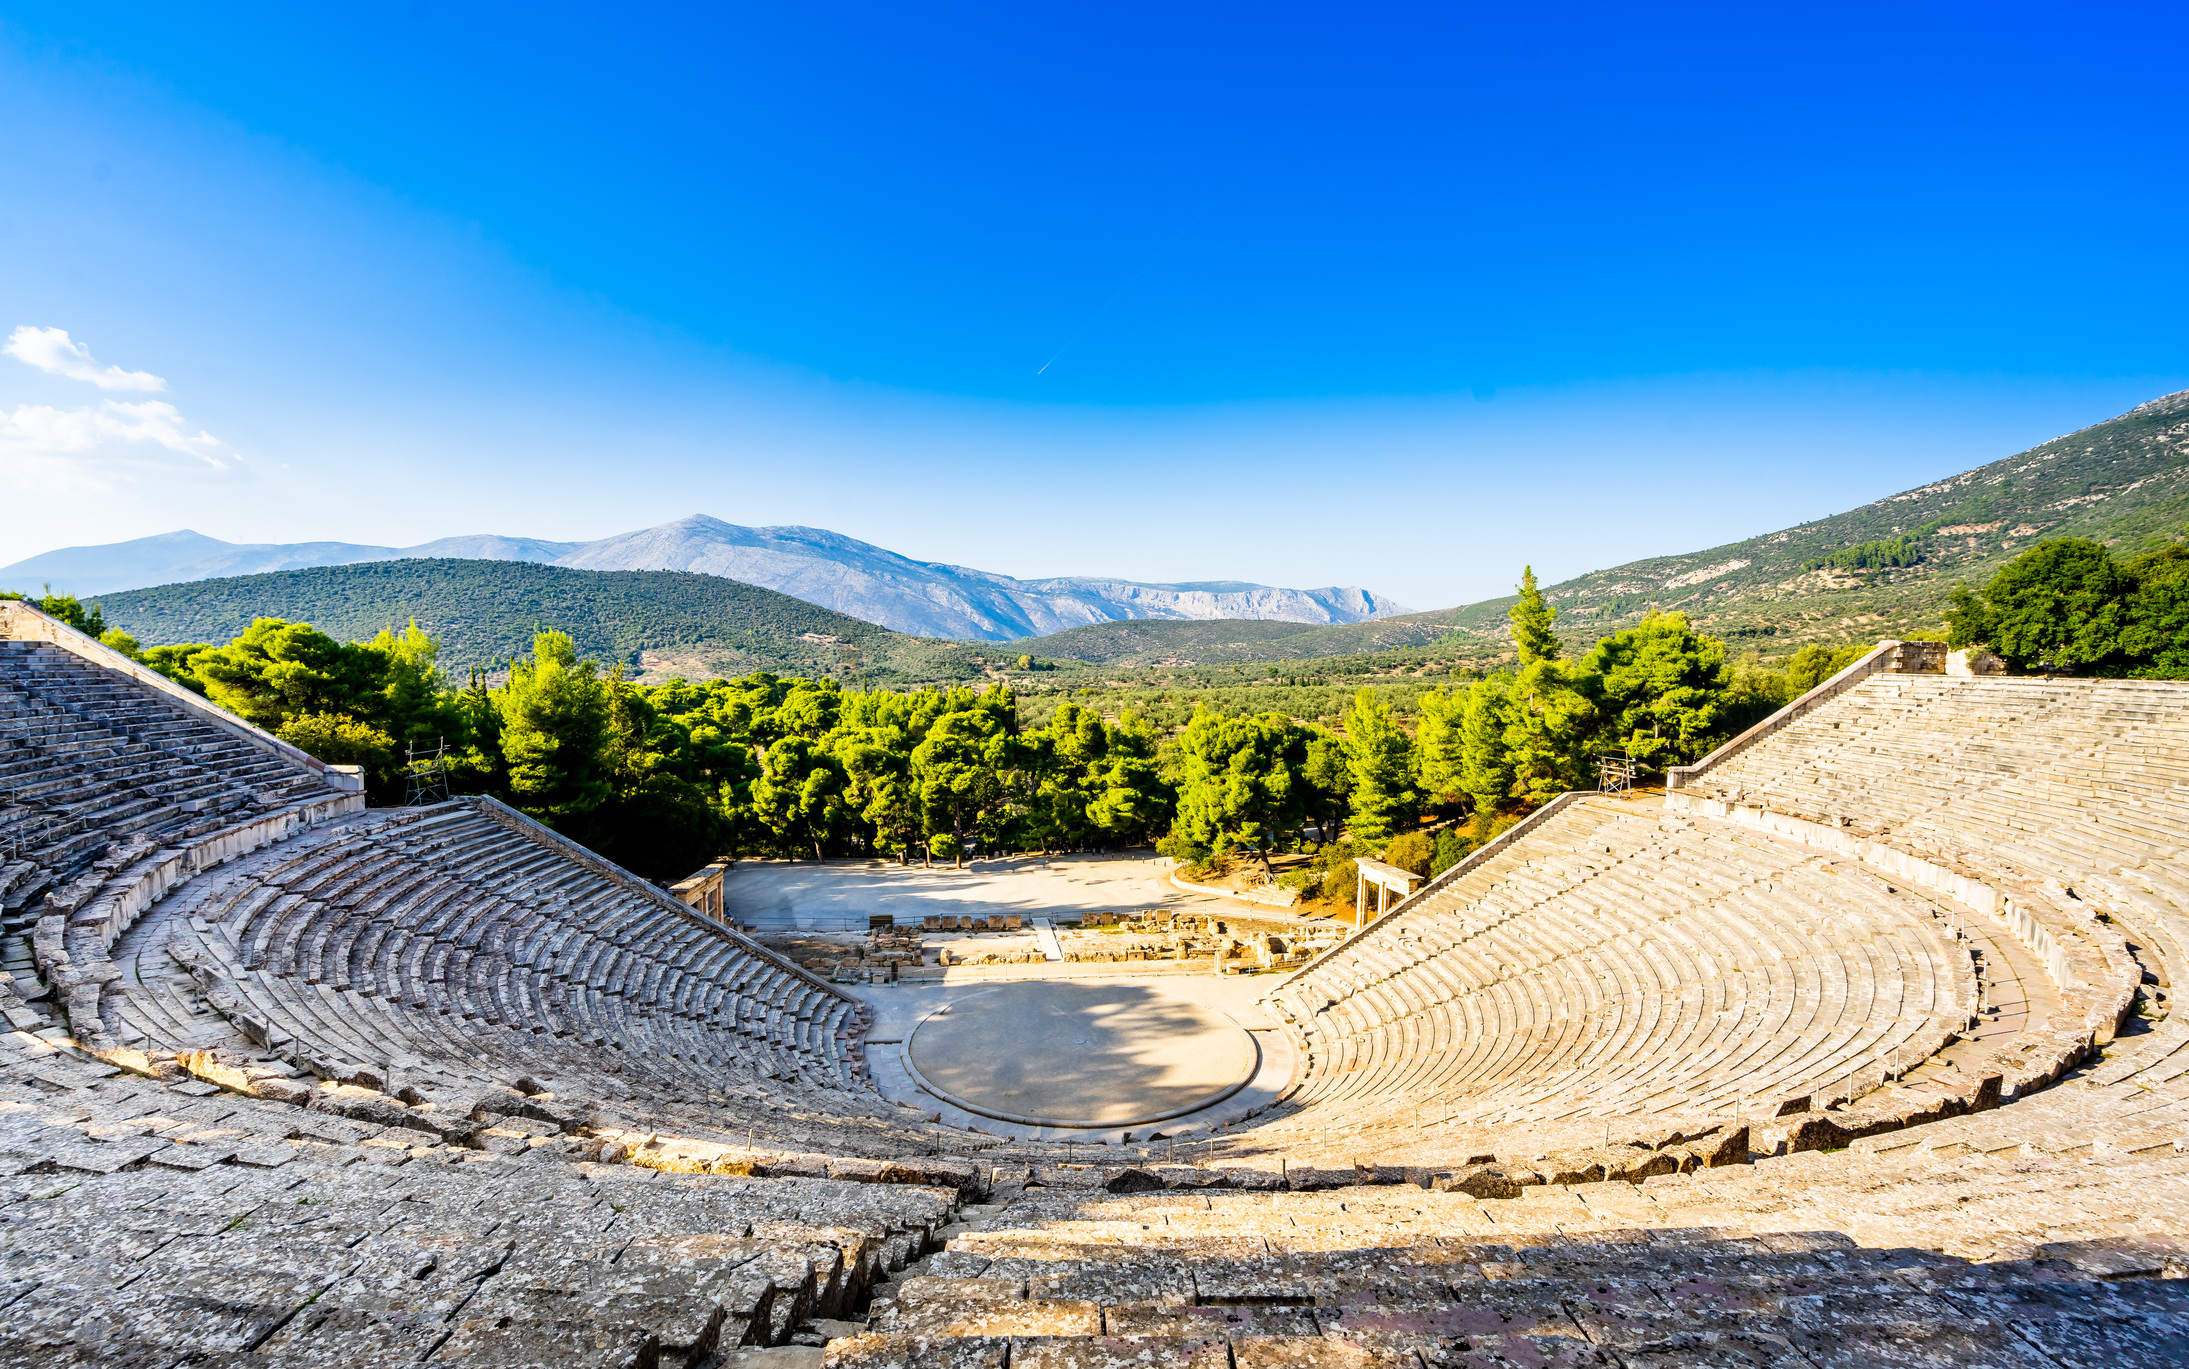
[1675,673,2189,1170]
[74,797,972,1157]
[1258,800,1982,1162]
[0,1023,970,1366]
[816,1140,2189,1368]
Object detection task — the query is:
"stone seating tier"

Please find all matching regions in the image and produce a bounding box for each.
[0,1024,973,1365]
[1671,672,2189,1174]
[1256,800,1994,1163]
[0,640,355,1023]
[70,798,976,1159]
[823,1150,2189,1368]
[6,1016,2186,1364]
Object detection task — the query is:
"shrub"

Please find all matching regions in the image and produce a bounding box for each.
[277,712,400,796]
[1384,831,1434,878]
[1430,827,1472,876]
[1318,858,1358,905]
[1156,830,1210,867]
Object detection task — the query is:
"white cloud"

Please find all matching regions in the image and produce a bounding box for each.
[4,325,167,392]
[0,398,242,496]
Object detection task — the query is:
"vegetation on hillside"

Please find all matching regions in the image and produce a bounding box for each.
[84,559,991,684]
[36,564,1893,893]
[1446,389,2189,654]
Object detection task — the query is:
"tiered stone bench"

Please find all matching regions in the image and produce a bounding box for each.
[0,621,361,1047]
[1671,665,2189,1166]
[836,1147,2189,1366]
[1256,798,1998,1164]
[0,1022,974,1364]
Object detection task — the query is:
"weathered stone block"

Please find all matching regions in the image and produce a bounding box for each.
[1432,1163,1544,1200]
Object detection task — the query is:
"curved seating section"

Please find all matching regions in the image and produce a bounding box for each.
[1258,800,1979,1160]
[0,638,350,1002]
[1682,672,2189,1163]
[94,796,964,1155]
[14,1017,2188,1364]
[1688,675,2189,910]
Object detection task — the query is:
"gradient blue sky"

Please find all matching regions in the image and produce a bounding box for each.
[2,3,2183,610]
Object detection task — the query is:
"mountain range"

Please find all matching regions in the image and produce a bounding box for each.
[0,515,1405,643]
[22,391,2189,677]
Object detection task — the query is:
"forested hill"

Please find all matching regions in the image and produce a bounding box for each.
[1008,608,1486,666]
[1473,389,2189,654]
[90,560,989,683]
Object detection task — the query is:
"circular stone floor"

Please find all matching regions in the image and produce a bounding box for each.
[903,981,1261,1129]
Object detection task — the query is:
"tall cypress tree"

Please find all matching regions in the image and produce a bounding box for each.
[1510,566,1561,664]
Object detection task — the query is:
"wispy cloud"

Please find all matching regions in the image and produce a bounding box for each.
[0,325,243,498]
[0,398,243,495]
[4,325,167,392]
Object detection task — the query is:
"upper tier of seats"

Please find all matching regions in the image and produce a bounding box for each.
[0,631,358,1017]
[1679,673,2189,921]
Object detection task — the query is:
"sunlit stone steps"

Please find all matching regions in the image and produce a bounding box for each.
[1257,799,1978,1161]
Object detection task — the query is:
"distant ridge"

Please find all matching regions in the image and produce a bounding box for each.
[2,515,1406,643]
[1003,389,2189,666]
[554,515,1408,639]
[91,559,986,684]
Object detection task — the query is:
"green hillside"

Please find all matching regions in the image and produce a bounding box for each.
[1022,389,2189,668]
[85,559,988,683]
[1481,389,2189,654]
[1010,606,1491,665]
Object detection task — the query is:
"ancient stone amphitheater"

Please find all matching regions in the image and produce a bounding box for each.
[3,600,2188,1367]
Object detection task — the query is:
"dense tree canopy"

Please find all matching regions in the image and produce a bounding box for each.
[73,543,2173,887]
[1581,612,1732,769]
[1947,537,2189,677]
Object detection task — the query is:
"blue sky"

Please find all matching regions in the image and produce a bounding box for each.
[1,3,2183,610]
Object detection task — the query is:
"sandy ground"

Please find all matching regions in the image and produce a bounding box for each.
[847,970,1295,1145]
[904,981,1258,1128]
[721,851,1242,932]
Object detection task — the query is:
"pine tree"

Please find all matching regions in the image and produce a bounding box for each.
[1580,612,1732,768]
[1457,675,1517,818]
[1504,659,1596,806]
[1171,708,1303,876]
[1413,687,1465,800]
[1342,687,1418,846]
[1509,566,1561,665]
[496,630,613,823]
